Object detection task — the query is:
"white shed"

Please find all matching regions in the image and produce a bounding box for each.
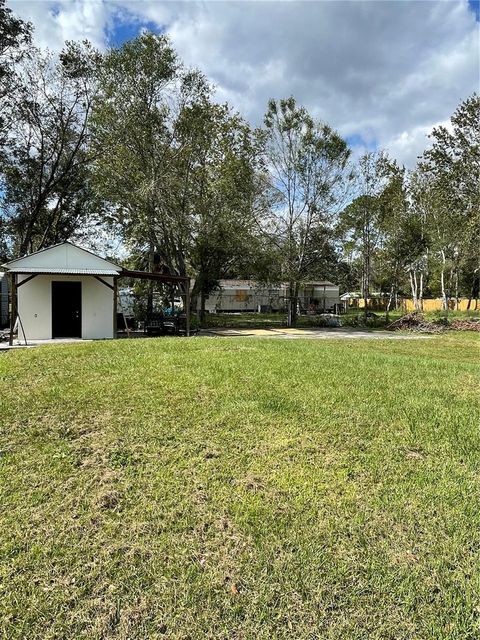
[2,242,122,343]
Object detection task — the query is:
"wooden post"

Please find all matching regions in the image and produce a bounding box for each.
[113,276,118,339]
[185,279,191,337]
[9,273,16,346]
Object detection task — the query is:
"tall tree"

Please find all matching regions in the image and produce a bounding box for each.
[188,105,261,323]
[378,164,428,315]
[338,151,389,314]
[262,97,350,326]
[93,33,261,320]
[0,41,100,256]
[92,33,207,282]
[0,0,31,139]
[418,94,480,309]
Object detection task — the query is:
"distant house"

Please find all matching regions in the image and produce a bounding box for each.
[201,280,340,313]
[300,282,341,313]
[201,280,284,313]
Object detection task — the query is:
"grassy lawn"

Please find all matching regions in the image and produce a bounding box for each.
[1,334,479,639]
[203,311,286,328]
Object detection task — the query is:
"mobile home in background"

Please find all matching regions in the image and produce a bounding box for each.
[200,280,341,314]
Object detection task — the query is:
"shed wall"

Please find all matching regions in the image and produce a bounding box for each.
[17,274,114,341]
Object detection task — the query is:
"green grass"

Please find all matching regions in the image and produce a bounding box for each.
[424,309,480,321]
[203,311,396,329]
[202,309,480,330]
[203,311,285,328]
[1,334,479,639]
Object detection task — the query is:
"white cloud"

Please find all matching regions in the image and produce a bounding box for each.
[9,0,480,167]
[10,0,109,49]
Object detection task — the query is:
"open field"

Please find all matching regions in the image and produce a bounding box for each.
[1,334,479,639]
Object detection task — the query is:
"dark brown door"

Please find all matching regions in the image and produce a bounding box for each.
[52,281,82,338]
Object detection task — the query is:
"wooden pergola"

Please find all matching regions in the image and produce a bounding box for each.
[116,269,191,337]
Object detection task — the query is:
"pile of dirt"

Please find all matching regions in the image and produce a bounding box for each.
[387,312,446,333]
[450,318,480,332]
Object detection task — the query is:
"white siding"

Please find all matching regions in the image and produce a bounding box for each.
[17,274,114,341]
[202,282,341,313]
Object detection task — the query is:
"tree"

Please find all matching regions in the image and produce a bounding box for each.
[188,106,262,323]
[338,151,389,315]
[418,94,480,309]
[377,164,428,316]
[0,41,100,257]
[262,97,350,326]
[0,0,31,141]
[93,34,262,321]
[92,34,204,280]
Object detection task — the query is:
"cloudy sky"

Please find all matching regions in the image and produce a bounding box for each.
[10,0,480,167]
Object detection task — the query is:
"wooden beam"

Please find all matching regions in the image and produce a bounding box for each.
[94,275,115,290]
[120,269,189,284]
[17,311,27,346]
[16,273,38,288]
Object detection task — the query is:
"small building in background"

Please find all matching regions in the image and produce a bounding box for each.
[201,279,340,314]
[299,282,341,313]
[201,280,284,313]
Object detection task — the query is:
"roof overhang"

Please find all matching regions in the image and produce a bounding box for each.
[120,269,190,284]
[3,267,190,284]
[7,268,120,275]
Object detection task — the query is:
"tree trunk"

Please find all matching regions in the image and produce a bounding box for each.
[440,250,448,312]
[147,243,154,316]
[386,283,394,323]
[363,258,369,318]
[199,291,206,327]
[454,270,459,311]
[409,270,420,312]
[440,268,447,311]
[287,281,297,327]
[468,269,479,310]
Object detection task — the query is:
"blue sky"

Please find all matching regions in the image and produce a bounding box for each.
[10,0,480,167]
[107,11,159,46]
[468,0,480,20]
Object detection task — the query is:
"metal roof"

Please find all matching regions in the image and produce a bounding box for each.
[2,241,122,269]
[7,267,120,275]
[217,279,337,288]
[2,241,122,273]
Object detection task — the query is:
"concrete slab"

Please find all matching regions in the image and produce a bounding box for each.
[0,338,93,350]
